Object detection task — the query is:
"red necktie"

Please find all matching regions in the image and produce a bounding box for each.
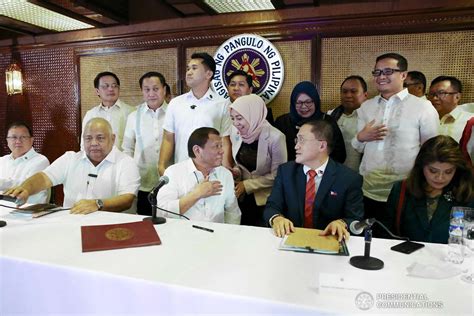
[304,170,317,228]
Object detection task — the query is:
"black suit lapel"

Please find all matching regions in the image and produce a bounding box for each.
[314,159,337,212]
[296,164,306,226]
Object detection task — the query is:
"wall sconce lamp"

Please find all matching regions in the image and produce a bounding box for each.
[6,62,23,96]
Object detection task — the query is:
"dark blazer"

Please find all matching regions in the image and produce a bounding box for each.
[274,113,346,163]
[263,159,364,229]
[384,181,474,244]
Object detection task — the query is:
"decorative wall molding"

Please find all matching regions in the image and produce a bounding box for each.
[1,7,473,53]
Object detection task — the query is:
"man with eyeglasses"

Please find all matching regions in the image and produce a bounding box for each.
[404,71,427,99]
[81,71,133,151]
[264,120,364,241]
[351,53,439,229]
[5,118,140,214]
[0,122,50,204]
[428,76,473,142]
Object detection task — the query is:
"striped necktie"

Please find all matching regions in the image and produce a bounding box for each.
[304,170,317,228]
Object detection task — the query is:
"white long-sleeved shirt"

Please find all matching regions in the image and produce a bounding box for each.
[327,109,361,172]
[157,158,241,224]
[351,88,439,202]
[439,106,474,142]
[0,148,50,204]
[122,102,167,192]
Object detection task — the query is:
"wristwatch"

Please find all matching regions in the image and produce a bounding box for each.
[96,199,104,211]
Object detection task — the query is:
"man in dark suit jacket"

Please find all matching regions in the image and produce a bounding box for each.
[264,119,364,241]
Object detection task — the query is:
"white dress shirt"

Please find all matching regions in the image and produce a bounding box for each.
[0,148,50,204]
[439,106,474,142]
[157,158,241,224]
[81,99,134,151]
[351,88,439,202]
[43,147,140,208]
[327,109,361,172]
[303,158,329,196]
[122,102,167,192]
[162,88,231,163]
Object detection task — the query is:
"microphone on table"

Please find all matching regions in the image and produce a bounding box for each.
[149,176,170,198]
[348,218,409,271]
[144,176,169,225]
[143,177,213,232]
[349,218,376,235]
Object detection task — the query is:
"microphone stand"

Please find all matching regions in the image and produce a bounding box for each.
[143,191,166,225]
[349,224,384,270]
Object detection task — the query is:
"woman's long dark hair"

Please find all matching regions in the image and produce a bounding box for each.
[406,135,473,202]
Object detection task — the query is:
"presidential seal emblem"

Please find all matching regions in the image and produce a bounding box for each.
[105,227,134,241]
[355,291,374,310]
[212,34,284,104]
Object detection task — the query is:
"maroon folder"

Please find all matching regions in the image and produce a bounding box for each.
[81,220,161,252]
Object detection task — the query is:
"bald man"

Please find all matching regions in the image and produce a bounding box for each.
[6,118,140,214]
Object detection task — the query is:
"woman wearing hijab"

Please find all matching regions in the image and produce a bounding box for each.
[274,81,346,163]
[229,94,287,226]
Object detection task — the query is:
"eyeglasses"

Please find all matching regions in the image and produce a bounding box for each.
[83,136,107,143]
[372,68,402,77]
[98,83,119,90]
[295,100,314,108]
[428,91,459,99]
[6,136,31,142]
[294,137,325,145]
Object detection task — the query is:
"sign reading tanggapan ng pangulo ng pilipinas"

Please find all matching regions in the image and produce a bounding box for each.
[212,34,285,104]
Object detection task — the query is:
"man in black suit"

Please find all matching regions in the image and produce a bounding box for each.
[264,119,364,241]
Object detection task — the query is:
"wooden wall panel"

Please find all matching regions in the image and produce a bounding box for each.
[1,47,79,161]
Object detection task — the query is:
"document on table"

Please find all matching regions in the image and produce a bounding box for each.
[10,203,64,218]
[279,227,349,255]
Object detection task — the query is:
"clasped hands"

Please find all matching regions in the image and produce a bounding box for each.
[272,216,349,242]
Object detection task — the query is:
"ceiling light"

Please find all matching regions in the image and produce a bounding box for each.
[204,0,275,13]
[0,0,94,32]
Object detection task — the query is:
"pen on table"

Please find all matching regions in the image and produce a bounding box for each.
[192,225,214,233]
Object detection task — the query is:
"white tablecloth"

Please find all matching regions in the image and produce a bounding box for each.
[0,204,472,315]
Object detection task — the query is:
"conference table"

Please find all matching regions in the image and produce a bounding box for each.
[0,203,472,315]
